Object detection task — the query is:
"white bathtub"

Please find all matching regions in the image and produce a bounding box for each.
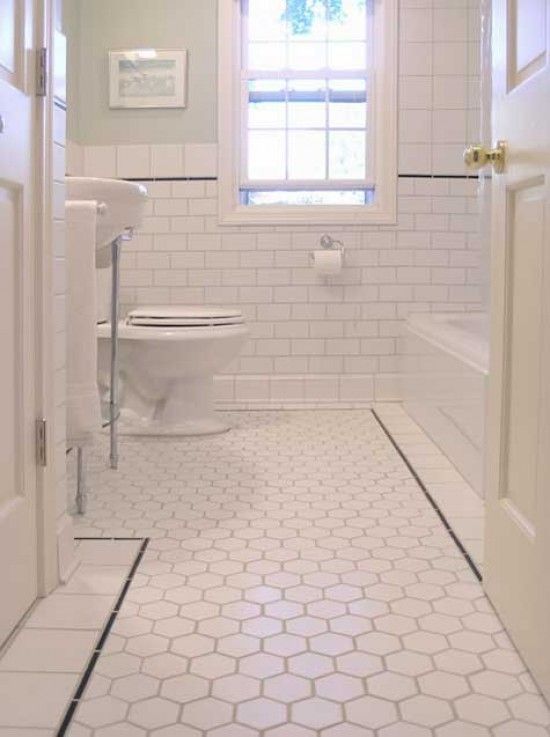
[400,312,489,497]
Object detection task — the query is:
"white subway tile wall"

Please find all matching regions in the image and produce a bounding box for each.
[122,176,481,406]
[399,1,481,176]
[67,0,483,408]
[66,163,481,407]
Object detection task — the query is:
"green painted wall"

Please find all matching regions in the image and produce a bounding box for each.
[65,0,218,145]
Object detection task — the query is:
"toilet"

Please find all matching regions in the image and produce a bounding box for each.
[97,305,248,436]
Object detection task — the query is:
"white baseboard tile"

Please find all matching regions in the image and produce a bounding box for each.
[304,376,339,402]
[214,374,389,408]
[270,376,305,402]
[213,375,235,403]
[339,375,375,402]
[234,375,270,403]
[374,373,404,401]
[218,401,376,410]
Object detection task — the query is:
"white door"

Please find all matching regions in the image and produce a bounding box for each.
[0,0,39,645]
[484,0,550,701]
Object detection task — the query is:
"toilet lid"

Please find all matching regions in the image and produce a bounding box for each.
[126,305,245,327]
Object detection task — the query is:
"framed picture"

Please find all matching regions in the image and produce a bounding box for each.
[109,49,187,109]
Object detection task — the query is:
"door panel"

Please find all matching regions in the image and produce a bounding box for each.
[502,182,545,528]
[0,0,38,646]
[0,0,16,74]
[486,0,550,701]
[512,0,547,86]
[0,186,21,506]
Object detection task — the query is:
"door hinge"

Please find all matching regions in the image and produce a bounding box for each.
[36,419,47,467]
[36,48,48,97]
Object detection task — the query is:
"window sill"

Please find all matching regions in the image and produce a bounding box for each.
[218,202,397,227]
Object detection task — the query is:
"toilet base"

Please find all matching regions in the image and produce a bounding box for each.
[114,376,230,437]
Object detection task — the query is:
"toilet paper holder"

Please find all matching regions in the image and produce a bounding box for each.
[309,234,345,263]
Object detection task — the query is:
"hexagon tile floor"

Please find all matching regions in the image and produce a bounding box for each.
[67,409,549,737]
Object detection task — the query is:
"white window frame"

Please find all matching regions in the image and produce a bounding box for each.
[218,0,398,226]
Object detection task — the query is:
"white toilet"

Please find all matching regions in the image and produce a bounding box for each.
[97,305,248,436]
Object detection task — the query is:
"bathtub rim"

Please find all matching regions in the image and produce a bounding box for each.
[407,311,489,376]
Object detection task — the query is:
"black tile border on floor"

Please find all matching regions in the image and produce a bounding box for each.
[371,409,482,583]
[56,537,150,737]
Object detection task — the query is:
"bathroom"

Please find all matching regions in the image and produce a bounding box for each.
[0,0,549,734]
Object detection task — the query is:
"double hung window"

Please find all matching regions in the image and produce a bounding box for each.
[219,0,397,224]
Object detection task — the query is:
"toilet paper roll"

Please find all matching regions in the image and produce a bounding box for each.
[312,249,343,276]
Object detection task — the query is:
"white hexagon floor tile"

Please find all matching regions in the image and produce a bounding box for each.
[66,409,549,736]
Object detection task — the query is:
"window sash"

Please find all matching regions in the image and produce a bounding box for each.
[241,0,372,71]
[240,0,375,191]
[240,82,375,186]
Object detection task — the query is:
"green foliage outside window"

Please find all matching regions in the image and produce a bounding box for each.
[285,0,343,34]
[284,0,365,35]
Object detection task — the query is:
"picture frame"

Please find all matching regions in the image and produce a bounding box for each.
[109,49,187,109]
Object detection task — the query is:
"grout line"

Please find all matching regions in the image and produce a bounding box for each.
[371,409,482,583]
[124,176,218,182]
[56,537,149,737]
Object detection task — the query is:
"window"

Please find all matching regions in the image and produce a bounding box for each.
[219,0,397,225]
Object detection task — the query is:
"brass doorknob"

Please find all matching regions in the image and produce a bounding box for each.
[464,141,506,173]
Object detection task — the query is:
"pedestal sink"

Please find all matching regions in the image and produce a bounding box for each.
[66,177,148,247]
[65,176,149,474]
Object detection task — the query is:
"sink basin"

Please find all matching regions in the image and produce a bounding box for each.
[66,177,148,248]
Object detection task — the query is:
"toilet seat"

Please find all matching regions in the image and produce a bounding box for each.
[126,305,244,328]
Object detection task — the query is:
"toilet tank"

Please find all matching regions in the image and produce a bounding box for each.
[96,268,112,323]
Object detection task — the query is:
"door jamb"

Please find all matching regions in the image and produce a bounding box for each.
[35,0,63,596]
